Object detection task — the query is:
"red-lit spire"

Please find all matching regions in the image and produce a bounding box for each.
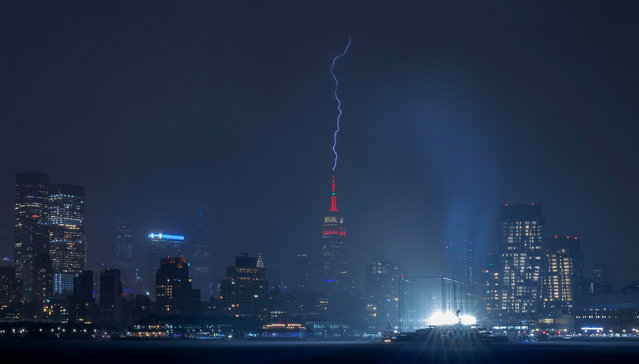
[329,174,339,212]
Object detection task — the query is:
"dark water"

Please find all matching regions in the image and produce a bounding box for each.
[1,339,639,363]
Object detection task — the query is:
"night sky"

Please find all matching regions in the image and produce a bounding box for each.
[1,1,638,287]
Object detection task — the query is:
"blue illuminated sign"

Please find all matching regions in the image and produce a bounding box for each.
[147,233,184,241]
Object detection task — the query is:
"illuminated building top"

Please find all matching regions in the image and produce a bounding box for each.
[147,233,184,241]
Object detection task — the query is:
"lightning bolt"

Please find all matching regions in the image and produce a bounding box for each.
[330,33,351,172]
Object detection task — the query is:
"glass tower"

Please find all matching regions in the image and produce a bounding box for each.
[190,205,211,298]
[147,233,184,292]
[114,217,136,291]
[13,172,52,316]
[498,203,544,325]
[48,184,85,295]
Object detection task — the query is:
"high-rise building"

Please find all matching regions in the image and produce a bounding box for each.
[540,235,583,314]
[99,268,122,326]
[589,265,612,294]
[190,206,212,298]
[155,256,197,313]
[147,233,184,281]
[48,184,85,295]
[294,253,313,294]
[13,173,52,317]
[443,240,474,285]
[114,217,136,291]
[364,260,402,332]
[464,240,474,287]
[320,175,349,295]
[68,271,97,324]
[498,203,544,326]
[0,266,22,316]
[219,254,268,319]
[480,252,501,326]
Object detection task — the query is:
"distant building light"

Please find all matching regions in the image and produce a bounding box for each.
[148,233,184,241]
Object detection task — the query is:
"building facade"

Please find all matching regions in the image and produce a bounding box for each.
[320,175,349,295]
[99,269,122,326]
[147,233,184,285]
[48,184,85,295]
[540,235,583,313]
[480,252,501,326]
[0,266,22,318]
[190,206,211,299]
[219,254,268,319]
[294,253,314,294]
[364,260,401,332]
[13,172,52,317]
[498,204,544,326]
[155,256,196,314]
[114,217,137,291]
[68,270,97,324]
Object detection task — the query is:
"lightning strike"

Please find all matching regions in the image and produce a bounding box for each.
[330,33,351,172]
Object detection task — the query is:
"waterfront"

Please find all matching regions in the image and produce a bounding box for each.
[1,339,639,363]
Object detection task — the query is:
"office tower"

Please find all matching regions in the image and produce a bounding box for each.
[155,256,196,313]
[480,252,501,325]
[0,266,22,314]
[114,217,136,290]
[540,235,584,314]
[590,265,612,294]
[100,269,122,326]
[190,206,212,298]
[48,184,85,295]
[443,240,474,284]
[13,173,52,316]
[464,240,474,286]
[294,253,313,294]
[364,260,401,332]
[498,203,544,325]
[147,233,184,279]
[69,271,97,324]
[320,175,348,295]
[443,241,461,280]
[219,254,268,318]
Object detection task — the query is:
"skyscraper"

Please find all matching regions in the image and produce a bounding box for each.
[114,217,136,291]
[68,270,97,324]
[13,173,52,317]
[498,203,544,326]
[99,268,122,326]
[294,253,313,294]
[480,252,501,326]
[147,233,184,282]
[0,266,22,317]
[364,260,402,332]
[443,240,474,284]
[155,256,196,313]
[540,235,584,314]
[219,254,268,319]
[320,175,348,295]
[190,205,212,298]
[48,184,85,295]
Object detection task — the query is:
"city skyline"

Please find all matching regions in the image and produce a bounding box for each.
[2,2,639,356]
[3,3,639,288]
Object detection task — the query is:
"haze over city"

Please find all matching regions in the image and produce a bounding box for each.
[1,1,639,362]
[2,1,638,286]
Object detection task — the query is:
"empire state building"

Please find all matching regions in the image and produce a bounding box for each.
[321,174,349,295]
